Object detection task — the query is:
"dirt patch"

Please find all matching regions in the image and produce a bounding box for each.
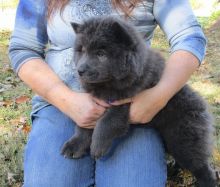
[209,17,220,31]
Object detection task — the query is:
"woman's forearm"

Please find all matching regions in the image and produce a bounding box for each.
[110,50,200,123]
[18,59,75,111]
[18,59,109,128]
[155,50,199,103]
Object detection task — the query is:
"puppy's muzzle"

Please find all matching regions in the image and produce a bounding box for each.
[77,64,89,76]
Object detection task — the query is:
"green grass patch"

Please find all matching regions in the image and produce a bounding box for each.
[0,129,26,186]
[198,10,220,29]
[0,30,31,186]
[0,30,11,46]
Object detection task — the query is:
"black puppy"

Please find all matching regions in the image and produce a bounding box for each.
[61,17,217,187]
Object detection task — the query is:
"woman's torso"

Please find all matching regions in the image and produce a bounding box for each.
[32,0,158,113]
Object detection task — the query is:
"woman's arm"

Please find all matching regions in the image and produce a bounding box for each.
[111,0,206,123]
[9,0,109,128]
[8,0,48,74]
[153,0,207,64]
[18,59,110,128]
[156,50,199,102]
[111,50,199,123]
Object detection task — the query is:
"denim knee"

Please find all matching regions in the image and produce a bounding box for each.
[96,127,167,187]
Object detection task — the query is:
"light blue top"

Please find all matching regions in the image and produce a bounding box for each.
[8,0,207,114]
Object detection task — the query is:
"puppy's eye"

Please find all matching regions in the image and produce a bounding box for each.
[96,51,106,58]
[96,51,107,62]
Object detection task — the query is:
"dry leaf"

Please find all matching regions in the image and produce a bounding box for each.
[0,100,13,107]
[10,116,31,133]
[15,95,30,104]
[22,124,31,133]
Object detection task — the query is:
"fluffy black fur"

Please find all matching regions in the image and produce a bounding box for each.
[61,17,217,187]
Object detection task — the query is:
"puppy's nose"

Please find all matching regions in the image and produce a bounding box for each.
[78,64,89,76]
[78,69,86,76]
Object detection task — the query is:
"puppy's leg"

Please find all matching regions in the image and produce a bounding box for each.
[61,126,93,159]
[160,117,217,187]
[90,104,130,159]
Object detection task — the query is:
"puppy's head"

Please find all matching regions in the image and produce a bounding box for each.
[71,17,140,84]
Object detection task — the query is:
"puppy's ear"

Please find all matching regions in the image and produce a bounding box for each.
[71,22,82,33]
[111,21,133,46]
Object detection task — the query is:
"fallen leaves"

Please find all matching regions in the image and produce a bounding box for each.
[0,100,12,107]
[0,95,31,107]
[0,94,32,134]
[10,116,31,134]
[15,95,30,104]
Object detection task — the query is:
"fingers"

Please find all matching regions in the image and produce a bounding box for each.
[80,101,106,128]
[78,123,96,129]
[110,97,133,106]
[77,115,97,129]
[92,97,111,108]
[81,122,96,129]
[93,102,107,116]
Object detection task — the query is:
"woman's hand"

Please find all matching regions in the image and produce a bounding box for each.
[65,92,111,129]
[110,85,168,124]
[17,58,111,129]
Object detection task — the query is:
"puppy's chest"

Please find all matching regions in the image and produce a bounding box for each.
[84,83,144,102]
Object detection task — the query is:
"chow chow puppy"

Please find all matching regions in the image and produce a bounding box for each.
[61,17,217,187]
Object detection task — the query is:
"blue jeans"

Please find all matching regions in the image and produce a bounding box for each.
[24,106,167,187]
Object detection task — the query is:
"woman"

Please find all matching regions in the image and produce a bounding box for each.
[9,0,206,186]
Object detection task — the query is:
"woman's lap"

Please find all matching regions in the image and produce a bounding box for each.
[24,105,167,187]
[24,106,95,187]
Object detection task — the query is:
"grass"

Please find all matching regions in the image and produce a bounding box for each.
[197,10,220,29]
[0,30,11,45]
[190,0,218,10]
[0,30,32,186]
[0,6,220,187]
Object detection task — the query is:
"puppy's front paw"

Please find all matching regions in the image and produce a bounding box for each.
[61,138,88,159]
[90,140,112,159]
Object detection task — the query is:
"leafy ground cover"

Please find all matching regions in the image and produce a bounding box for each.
[0,5,220,187]
[0,31,32,186]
